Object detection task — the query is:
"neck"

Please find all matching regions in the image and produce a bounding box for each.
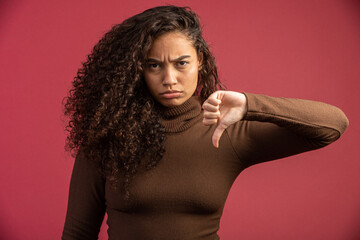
[158,96,202,132]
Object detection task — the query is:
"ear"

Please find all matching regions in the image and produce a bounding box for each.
[197,52,203,71]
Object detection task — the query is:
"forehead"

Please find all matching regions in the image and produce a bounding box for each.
[147,31,196,58]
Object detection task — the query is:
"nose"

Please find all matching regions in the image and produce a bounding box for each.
[162,67,177,86]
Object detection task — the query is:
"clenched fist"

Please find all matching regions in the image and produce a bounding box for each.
[202,91,248,148]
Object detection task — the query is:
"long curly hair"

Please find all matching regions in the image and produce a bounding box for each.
[62,5,224,199]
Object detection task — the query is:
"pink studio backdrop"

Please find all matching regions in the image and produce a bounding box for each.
[1,0,359,239]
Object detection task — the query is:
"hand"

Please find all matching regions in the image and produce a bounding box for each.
[202,91,248,148]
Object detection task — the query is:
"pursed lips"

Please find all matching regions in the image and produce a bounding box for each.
[160,90,182,98]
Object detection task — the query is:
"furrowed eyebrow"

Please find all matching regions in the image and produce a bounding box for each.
[146,55,191,63]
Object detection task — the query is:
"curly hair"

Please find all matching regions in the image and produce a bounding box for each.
[62,5,224,199]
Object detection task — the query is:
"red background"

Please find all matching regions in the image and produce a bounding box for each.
[1,0,359,239]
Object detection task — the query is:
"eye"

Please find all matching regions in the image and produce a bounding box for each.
[148,63,160,69]
[177,61,188,67]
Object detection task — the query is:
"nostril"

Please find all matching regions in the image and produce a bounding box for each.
[162,76,177,85]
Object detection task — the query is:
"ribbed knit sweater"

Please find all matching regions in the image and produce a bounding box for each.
[62,92,348,240]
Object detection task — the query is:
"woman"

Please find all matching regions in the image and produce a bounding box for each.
[62,5,349,240]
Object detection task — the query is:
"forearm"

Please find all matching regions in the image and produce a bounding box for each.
[243,92,349,146]
[226,92,349,167]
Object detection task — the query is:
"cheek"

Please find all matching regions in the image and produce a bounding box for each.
[187,66,199,86]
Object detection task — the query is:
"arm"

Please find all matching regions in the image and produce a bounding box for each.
[243,92,348,144]
[203,91,349,166]
[62,147,106,240]
[235,92,348,166]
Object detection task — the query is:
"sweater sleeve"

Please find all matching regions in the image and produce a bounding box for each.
[225,92,349,168]
[62,147,106,240]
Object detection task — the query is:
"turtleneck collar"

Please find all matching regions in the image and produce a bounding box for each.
[159,96,203,133]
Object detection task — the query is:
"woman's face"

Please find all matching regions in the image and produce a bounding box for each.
[144,31,202,107]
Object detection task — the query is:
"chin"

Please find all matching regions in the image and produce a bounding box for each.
[158,98,186,107]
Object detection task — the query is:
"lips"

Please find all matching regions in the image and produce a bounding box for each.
[160,90,182,99]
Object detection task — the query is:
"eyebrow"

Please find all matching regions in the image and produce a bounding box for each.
[146,55,191,63]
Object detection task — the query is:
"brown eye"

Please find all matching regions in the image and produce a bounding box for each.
[148,63,160,69]
[178,61,188,66]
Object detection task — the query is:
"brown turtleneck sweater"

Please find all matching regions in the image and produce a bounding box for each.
[62,93,348,240]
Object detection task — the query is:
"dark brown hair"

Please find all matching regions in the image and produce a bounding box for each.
[62,5,224,199]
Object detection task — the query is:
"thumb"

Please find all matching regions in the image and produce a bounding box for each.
[212,124,226,148]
